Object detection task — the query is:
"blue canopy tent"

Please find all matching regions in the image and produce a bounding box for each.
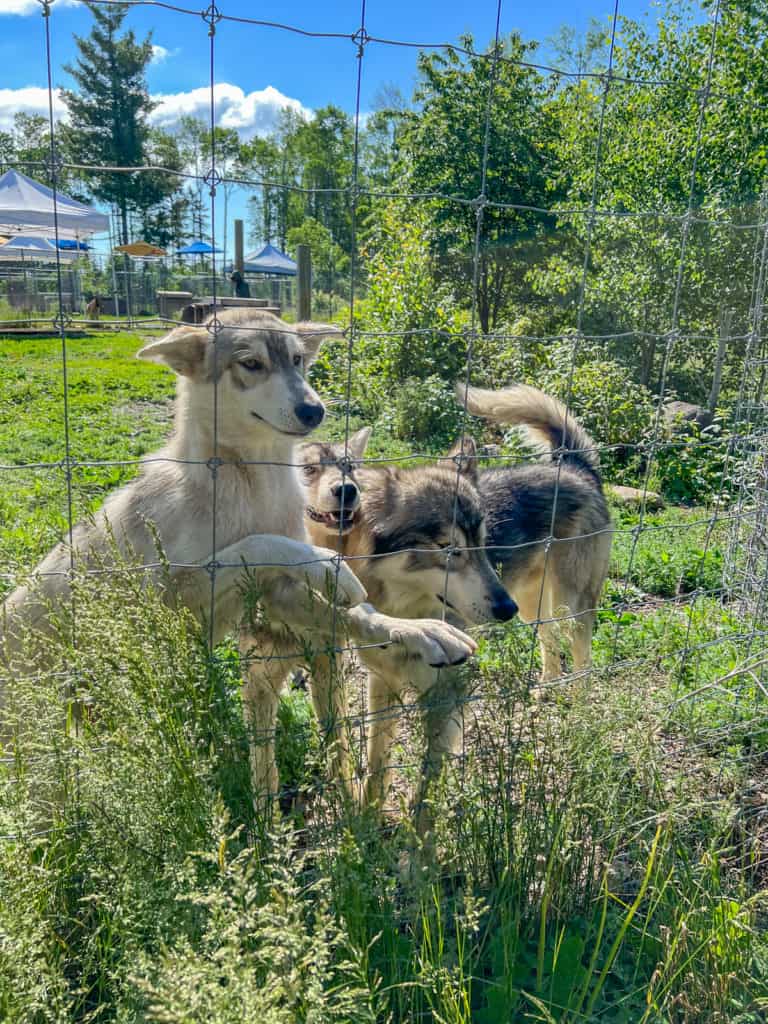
[176,240,223,256]
[237,243,297,276]
[54,239,90,251]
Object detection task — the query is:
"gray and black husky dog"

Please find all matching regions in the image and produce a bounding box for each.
[301,383,612,823]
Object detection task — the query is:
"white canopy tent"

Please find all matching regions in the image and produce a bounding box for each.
[0,169,109,241]
[0,235,79,262]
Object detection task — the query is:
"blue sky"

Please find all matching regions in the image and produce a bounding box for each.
[0,0,660,252]
[1,0,661,128]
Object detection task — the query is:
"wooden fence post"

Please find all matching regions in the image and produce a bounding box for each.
[297,244,311,321]
[234,219,244,274]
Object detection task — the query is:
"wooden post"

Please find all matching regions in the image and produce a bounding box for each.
[234,219,244,274]
[297,243,311,321]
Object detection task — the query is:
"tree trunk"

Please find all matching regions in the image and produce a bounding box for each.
[708,308,731,416]
[119,195,129,245]
[639,335,657,387]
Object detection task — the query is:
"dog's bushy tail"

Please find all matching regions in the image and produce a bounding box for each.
[457,382,601,483]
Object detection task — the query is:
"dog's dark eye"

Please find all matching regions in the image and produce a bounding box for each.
[302,465,317,477]
[240,358,265,372]
[293,354,303,367]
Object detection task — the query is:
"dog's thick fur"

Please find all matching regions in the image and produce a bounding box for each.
[301,430,517,831]
[0,309,475,811]
[459,383,612,681]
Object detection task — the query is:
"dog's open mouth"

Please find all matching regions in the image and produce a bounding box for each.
[306,505,358,533]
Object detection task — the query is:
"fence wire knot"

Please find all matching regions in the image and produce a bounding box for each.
[206,315,223,337]
[336,456,354,478]
[203,166,222,196]
[352,27,370,56]
[52,311,72,332]
[205,559,221,577]
[201,2,222,33]
[37,0,51,17]
[206,456,223,475]
[45,152,64,183]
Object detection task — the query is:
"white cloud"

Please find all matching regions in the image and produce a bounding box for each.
[0,81,309,139]
[150,44,176,64]
[150,83,310,138]
[0,0,78,15]
[0,86,67,131]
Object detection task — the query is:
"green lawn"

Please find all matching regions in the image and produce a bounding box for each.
[1,332,767,1022]
[0,332,175,593]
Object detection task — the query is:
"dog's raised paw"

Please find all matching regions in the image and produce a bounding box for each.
[390,621,476,667]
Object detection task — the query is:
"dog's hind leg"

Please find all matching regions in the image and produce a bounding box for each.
[364,670,402,813]
[309,652,357,803]
[240,639,294,815]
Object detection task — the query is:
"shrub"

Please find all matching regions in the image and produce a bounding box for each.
[650,416,736,505]
[390,374,468,447]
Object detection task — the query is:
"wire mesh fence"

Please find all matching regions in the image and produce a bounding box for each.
[1,0,768,1016]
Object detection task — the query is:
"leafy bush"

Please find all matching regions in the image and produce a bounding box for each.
[352,201,468,419]
[389,374,468,447]
[650,416,736,505]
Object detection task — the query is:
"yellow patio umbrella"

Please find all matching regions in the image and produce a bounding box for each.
[113,241,167,257]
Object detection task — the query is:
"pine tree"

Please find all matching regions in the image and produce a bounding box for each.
[62,3,165,244]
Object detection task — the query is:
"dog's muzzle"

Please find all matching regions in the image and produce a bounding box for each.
[306,504,358,533]
[491,594,518,622]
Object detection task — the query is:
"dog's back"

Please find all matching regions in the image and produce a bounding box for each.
[460,383,612,677]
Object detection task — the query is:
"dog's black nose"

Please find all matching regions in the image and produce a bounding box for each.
[491,594,518,622]
[331,482,358,505]
[294,402,325,429]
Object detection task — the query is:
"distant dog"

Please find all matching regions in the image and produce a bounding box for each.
[301,429,517,830]
[0,309,475,812]
[85,296,101,320]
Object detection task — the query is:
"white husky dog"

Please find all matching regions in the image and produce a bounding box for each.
[0,310,475,808]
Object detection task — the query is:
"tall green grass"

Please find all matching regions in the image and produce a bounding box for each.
[1,567,766,1022]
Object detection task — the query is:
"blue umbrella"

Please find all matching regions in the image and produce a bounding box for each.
[176,240,223,255]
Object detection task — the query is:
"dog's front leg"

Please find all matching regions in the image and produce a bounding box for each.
[253,579,357,801]
[343,605,477,667]
[308,651,358,804]
[173,534,367,643]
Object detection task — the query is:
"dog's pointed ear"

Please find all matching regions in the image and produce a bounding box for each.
[445,436,479,483]
[137,326,208,376]
[296,322,344,364]
[346,426,372,460]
